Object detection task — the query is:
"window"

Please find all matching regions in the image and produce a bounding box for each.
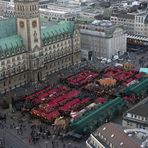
[12,58,15,62]
[22,55,25,59]
[17,56,20,60]
[7,60,10,64]
[1,61,5,65]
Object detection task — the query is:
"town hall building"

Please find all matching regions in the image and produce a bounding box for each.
[0,0,81,93]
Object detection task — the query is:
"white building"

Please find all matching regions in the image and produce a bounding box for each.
[80,20,127,59]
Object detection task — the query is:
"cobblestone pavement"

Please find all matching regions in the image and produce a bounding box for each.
[0,110,86,148]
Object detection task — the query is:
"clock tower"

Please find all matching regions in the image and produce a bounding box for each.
[14,0,41,50]
[14,0,44,83]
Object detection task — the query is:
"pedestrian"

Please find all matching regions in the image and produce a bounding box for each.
[56,141,59,148]
[63,143,66,148]
[3,114,7,123]
[12,122,15,128]
[28,136,32,145]
[20,127,23,135]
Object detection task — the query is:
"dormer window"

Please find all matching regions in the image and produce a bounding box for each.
[1,61,5,65]
[7,60,10,64]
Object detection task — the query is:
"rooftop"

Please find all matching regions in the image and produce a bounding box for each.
[0,35,25,58]
[41,21,75,41]
[93,122,140,148]
[40,8,69,14]
[0,18,16,39]
[128,97,148,118]
[0,35,23,52]
[112,13,135,19]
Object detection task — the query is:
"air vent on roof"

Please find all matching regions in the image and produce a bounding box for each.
[111,134,114,138]
[103,127,106,130]
[120,142,123,146]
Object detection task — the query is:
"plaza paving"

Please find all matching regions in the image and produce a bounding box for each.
[0,110,86,148]
[0,50,148,148]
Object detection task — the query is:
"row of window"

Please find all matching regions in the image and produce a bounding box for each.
[2,73,26,87]
[127,121,146,129]
[0,64,27,78]
[43,35,71,46]
[44,40,71,51]
[15,4,38,12]
[131,114,147,121]
[0,54,26,66]
[0,47,25,59]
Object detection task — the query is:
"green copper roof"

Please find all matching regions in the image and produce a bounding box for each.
[0,35,23,50]
[0,18,16,39]
[0,35,24,58]
[41,21,75,41]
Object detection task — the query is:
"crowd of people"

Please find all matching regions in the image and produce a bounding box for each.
[0,111,81,148]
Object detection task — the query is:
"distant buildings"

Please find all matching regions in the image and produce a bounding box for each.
[122,97,148,130]
[40,8,77,21]
[111,12,148,37]
[86,122,140,148]
[80,20,127,59]
[0,0,56,17]
[0,1,14,17]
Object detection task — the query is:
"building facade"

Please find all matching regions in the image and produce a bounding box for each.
[110,13,135,35]
[110,12,148,37]
[0,1,14,18]
[0,0,81,93]
[40,8,76,21]
[122,97,148,130]
[80,20,127,60]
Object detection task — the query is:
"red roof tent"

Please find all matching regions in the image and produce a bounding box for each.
[95,97,106,104]
[68,70,98,85]
[80,98,90,104]
[46,110,60,121]
[60,98,80,111]
[135,73,143,79]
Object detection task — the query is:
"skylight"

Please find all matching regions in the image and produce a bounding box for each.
[111,134,114,138]
[120,142,123,146]
[103,127,106,130]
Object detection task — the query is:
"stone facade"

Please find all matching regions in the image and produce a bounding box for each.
[111,12,148,37]
[0,0,81,93]
[80,20,127,59]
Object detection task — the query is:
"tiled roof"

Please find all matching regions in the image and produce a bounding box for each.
[112,13,135,19]
[94,122,140,148]
[0,18,16,39]
[0,35,24,58]
[128,97,148,118]
[129,104,148,118]
[41,21,75,41]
